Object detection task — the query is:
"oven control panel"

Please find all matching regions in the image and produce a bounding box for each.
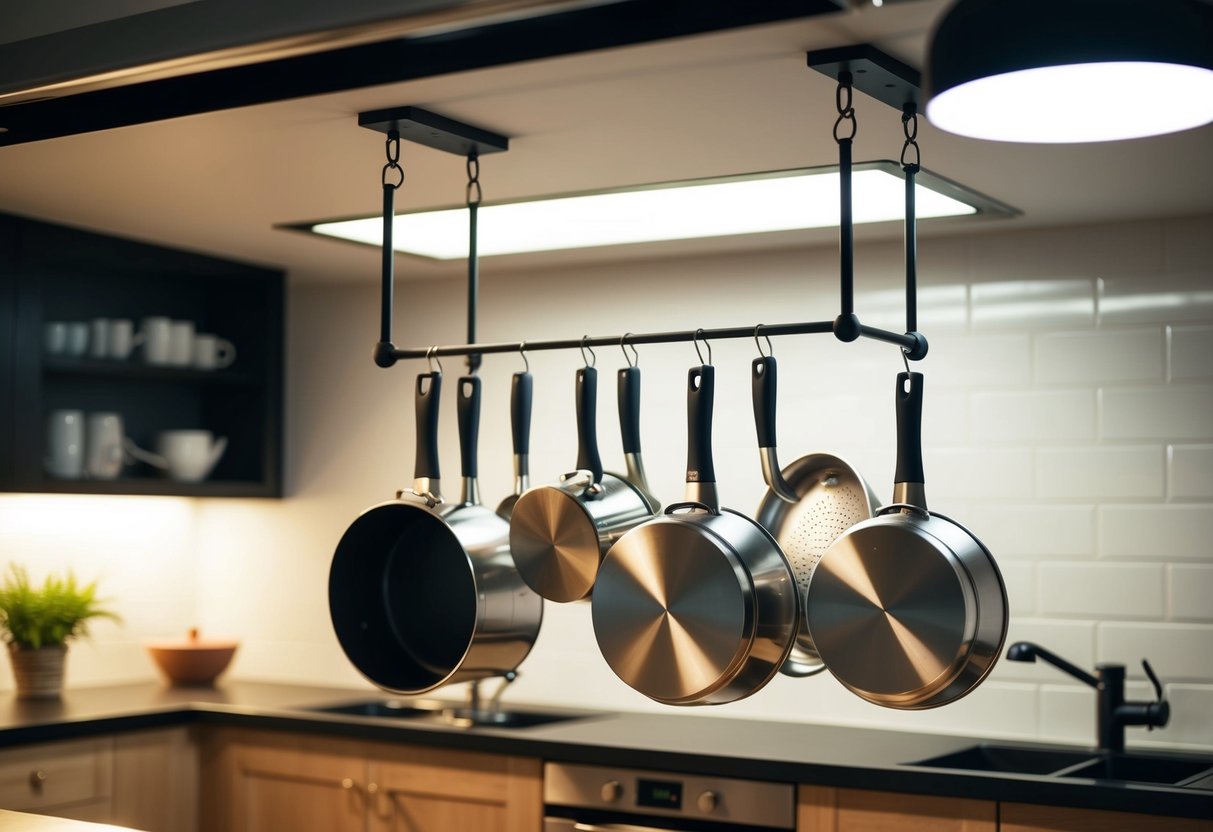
[544,762,795,828]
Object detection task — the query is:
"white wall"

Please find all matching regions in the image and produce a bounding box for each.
[3,214,1211,752]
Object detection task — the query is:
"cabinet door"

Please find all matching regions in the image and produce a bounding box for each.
[798,785,996,832]
[0,736,113,821]
[201,729,367,832]
[112,727,198,832]
[1000,802,1213,832]
[367,745,542,832]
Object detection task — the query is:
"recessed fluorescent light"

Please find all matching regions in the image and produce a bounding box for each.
[305,163,1013,260]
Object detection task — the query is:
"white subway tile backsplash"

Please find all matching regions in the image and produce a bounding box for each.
[1038,685,1096,745]
[925,333,1031,388]
[1169,565,1213,621]
[1101,385,1213,441]
[1160,685,1213,747]
[1171,326,1213,380]
[1038,563,1164,619]
[999,562,1035,616]
[1099,505,1213,560]
[1170,444,1213,499]
[1036,446,1164,500]
[1034,329,1164,385]
[972,280,1095,331]
[970,389,1094,445]
[965,504,1094,558]
[1097,622,1213,681]
[1101,273,1213,326]
[925,448,1034,500]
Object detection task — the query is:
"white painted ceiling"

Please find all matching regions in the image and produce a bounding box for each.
[0,0,1210,283]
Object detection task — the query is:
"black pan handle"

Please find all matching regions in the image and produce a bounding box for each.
[752,356,778,449]
[618,366,642,455]
[457,375,481,479]
[895,371,925,485]
[414,372,442,481]
[686,365,716,484]
[576,367,604,483]
[511,371,533,465]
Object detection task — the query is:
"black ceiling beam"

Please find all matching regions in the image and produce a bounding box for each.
[0,0,845,147]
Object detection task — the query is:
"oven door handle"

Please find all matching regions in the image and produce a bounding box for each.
[573,824,689,832]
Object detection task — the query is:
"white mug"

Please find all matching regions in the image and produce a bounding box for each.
[46,409,85,479]
[168,320,195,367]
[193,334,237,370]
[65,322,89,357]
[141,317,173,365]
[43,322,69,355]
[89,319,110,359]
[86,412,126,480]
[107,319,142,360]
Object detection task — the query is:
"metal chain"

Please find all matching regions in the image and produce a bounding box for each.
[833,74,857,143]
[466,152,482,207]
[382,133,404,189]
[901,106,921,170]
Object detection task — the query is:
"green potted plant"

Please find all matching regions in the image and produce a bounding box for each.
[0,566,119,699]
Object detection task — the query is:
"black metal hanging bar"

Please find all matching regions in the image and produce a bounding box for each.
[833,71,859,343]
[902,103,921,339]
[374,132,405,368]
[466,152,483,374]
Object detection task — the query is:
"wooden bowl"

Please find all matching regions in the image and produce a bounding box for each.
[145,629,238,687]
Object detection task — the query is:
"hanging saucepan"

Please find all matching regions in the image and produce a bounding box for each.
[509,351,658,603]
[329,370,543,694]
[751,350,880,678]
[592,360,798,705]
[805,371,1008,708]
[495,367,533,521]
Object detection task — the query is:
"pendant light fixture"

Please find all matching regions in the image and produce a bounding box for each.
[925,0,1213,143]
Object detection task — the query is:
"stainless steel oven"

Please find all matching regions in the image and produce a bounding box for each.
[544,762,794,832]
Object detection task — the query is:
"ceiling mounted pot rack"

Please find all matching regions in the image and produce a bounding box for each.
[362,45,929,372]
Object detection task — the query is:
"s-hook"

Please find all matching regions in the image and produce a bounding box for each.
[755,323,773,358]
[518,341,530,373]
[580,336,596,368]
[694,328,712,365]
[621,333,639,368]
[426,345,443,374]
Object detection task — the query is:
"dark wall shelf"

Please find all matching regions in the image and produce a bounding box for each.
[0,211,285,498]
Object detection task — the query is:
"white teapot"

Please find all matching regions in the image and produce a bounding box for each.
[125,430,228,482]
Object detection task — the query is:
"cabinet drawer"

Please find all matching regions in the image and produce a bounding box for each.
[0,737,112,811]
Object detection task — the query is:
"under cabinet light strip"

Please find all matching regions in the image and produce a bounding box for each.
[305,163,1012,260]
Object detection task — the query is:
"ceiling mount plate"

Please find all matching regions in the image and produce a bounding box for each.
[358,106,508,156]
[807,44,921,111]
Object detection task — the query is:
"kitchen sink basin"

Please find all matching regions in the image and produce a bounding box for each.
[911,744,1095,775]
[1058,754,1213,786]
[308,699,593,730]
[909,744,1213,787]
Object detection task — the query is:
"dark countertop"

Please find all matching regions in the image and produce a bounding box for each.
[1,681,1210,821]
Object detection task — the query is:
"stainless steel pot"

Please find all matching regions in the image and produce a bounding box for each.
[805,371,1008,709]
[592,364,798,705]
[509,365,658,603]
[750,355,880,678]
[329,372,543,694]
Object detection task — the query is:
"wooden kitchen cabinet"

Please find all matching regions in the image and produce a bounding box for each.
[1000,801,1213,832]
[0,210,284,498]
[798,785,996,832]
[0,728,198,832]
[200,728,542,832]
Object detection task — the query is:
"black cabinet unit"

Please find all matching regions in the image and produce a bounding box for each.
[0,212,284,497]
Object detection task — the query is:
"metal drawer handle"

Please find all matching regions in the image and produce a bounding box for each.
[29,770,47,790]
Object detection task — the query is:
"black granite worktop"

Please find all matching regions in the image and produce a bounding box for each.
[1,681,1210,821]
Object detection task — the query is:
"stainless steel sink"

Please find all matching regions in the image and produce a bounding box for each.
[909,744,1213,787]
[308,699,594,730]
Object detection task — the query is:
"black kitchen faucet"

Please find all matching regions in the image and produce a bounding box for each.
[1005,641,1170,753]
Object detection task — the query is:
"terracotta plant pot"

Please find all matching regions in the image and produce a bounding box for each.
[9,644,67,700]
